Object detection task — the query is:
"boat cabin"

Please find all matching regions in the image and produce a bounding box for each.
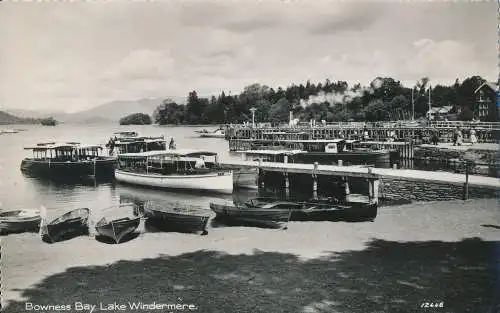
[114,131,138,138]
[109,136,166,155]
[238,149,304,163]
[249,139,362,154]
[24,143,106,161]
[117,149,221,175]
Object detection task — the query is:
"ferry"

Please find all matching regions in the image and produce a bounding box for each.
[239,139,391,166]
[106,132,167,155]
[115,149,233,194]
[21,142,116,178]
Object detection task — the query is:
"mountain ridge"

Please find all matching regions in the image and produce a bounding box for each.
[3,96,185,124]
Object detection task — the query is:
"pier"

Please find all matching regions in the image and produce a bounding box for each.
[226,121,500,144]
[223,160,499,188]
[221,160,499,202]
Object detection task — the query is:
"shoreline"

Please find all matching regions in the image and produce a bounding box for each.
[2,198,499,313]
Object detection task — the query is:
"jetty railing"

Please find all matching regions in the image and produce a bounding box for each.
[226,122,499,143]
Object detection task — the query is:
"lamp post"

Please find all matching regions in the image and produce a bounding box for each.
[249,107,257,128]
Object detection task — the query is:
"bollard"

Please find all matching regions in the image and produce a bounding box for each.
[338,159,343,166]
[393,163,398,170]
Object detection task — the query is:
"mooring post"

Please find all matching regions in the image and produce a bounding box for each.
[344,177,350,200]
[258,158,265,188]
[463,161,470,200]
[312,162,318,199]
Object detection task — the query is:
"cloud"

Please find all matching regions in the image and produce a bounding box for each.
[0,1,496,112]
[103,49,175,81]
[406,39,482,82]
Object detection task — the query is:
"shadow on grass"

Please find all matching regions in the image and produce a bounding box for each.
[3,238,499,313]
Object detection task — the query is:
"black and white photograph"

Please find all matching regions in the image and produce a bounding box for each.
[0,1,498,312]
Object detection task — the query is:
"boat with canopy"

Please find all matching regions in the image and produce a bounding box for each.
[115,149,233,194]
[21,142,116,178]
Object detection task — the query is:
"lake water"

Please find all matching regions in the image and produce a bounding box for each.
[0,124,497,219]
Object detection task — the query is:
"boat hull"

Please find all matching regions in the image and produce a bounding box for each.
[233,168,258,189]
[290,202,378,222]
[0,217,41,234]
[0,209,41,234]
[145,209,209,233]
[95,217,141,244]
[115,170,233,194]
[20,158,117,178]
[209,202,290,228]
[40,208,90,243]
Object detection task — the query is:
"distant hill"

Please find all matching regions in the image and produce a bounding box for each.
[0,111,40,125]
[2,96,186,124]
[65,98,164,123]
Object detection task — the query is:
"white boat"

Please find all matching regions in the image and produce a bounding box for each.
[233,168,259,189]
[115,149,233,194]
[198,128,225,138]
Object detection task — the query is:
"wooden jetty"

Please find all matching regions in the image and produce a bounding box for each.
[222,160,499,201]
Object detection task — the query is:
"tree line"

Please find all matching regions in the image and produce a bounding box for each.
[153,75,494,125]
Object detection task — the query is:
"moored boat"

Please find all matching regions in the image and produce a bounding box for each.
[107,133,167,156]
[233,167,259,189]
[144,206,209,234]
[219,197,378,222]
[95,216,141,244]
[198,128,226,138]
[209,201,291,228]
[239,139,391,166]
[40,208,90,243]
[115,149,233,194]
[0,209,41,234]
[21,142,116,179]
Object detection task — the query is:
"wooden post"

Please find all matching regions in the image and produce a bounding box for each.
[258,159,264,188]
[312,162,318,199]
[463,161,470,200]
[344,177,350,200]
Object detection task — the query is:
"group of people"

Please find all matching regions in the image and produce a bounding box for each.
[452,127,478,146]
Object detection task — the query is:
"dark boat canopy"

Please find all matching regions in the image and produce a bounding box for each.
[24,143,103,151]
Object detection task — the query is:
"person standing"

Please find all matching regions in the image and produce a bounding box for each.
[470,128,478,145]
[169,138,176,150]
[456,127,463,146]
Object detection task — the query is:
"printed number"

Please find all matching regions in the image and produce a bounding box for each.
[421,302,444,308]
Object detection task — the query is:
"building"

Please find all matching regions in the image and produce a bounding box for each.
[426,105,455,121]
[474,81,498,121]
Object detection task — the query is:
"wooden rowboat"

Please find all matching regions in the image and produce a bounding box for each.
[95,216,141,244]
[144,207,209,234]
[40,208,89,243]
[209,201,291,228]
[0,209,41,234]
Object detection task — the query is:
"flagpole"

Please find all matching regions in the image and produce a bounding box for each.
[411,87,415,121]
[428,85,432,113]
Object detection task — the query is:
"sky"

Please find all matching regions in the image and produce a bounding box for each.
[0,0,497,113]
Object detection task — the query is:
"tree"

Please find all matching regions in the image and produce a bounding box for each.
[269,97,292,123]
[119,113,152,125]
